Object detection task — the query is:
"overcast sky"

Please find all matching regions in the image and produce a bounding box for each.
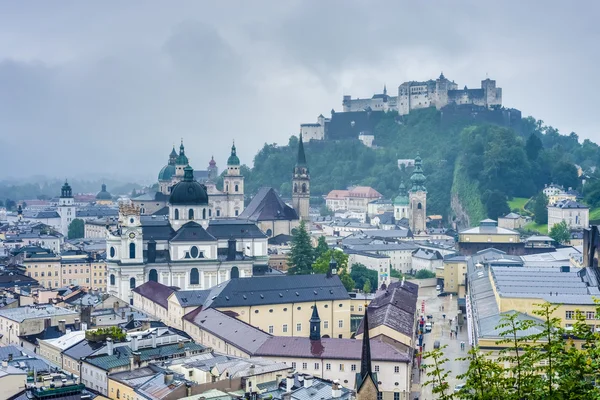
[1,1,598,182]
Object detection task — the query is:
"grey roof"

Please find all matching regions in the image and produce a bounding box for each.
[62,339,105,360]
[171,222,216,242]
[0,305,77,322]
[502,212,522,219]
[76,207,119,218]
[478,312,545,339]
[348,242,417,252]
[262,374,353,400]
[183,308,271,354]
[550,199,589,209]
[174,290,211,307]
[132,281,176,309]
[207,220,267,239]
[24,210,61,219]
[239,187,299,222]
[412,248,443,260]
[268,234,293,245]
[255,336,411,362]
[140,216,174,241]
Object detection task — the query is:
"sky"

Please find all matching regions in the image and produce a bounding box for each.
[0,1,598,182]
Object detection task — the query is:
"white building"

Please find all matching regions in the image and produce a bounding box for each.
[411,248,443,273]
[300,114,329,141]
[547,199,589,231]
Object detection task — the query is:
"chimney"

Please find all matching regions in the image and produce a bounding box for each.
[227,237,237,261]
[1,360,7,369]
[58,319,66,334]
[121,310,126,320]
[286,374,294,393]
[275,374,283,386]
[131,335,138,351]
[74,318,81,331]
[164,372,174,385]
[303,375,313,388]
[113,301,119,313]
[151,332,157,348]
[178,339,184,349]
[186,382,192,397]
[331,380,341,398]
[298,374,304,383]
[106,338,114,356]
[129,351,141,370]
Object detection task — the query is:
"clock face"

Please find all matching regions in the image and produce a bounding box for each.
[129,232,136,239]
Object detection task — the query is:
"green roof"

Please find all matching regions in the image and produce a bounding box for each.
[227,143,240,166]
[158,164,176,181]
[176,141,189,165]
[410,153,426,192]
[393,181,409,205]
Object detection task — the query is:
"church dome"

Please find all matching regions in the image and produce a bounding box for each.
[410,154,427,192]
[96,184,112,200]
[169,166,208,205]
[176,141,189,166]
[227,143,240,166]
[158,164,176,181]
[393,181,409,205]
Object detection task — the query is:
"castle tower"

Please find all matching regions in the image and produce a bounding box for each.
[409,153,427,234]
[292,134,310,222]
[223,142,245,217]
[175,140,189,177]
[58,180,75,237]
[309,304,321,341]
[355,306,379,400]
[393,180,409,221]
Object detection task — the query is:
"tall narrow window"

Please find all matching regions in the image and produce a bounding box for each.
[110,274,115,285]
[235,184,239,192]
[203,209,206,219]
[190,268,199,285]
[174,209,179,220]
[130,277,136,289]
[188,208,194,220]
[129,243,136,259]
[149,269,158,282]
[302,183,307,193]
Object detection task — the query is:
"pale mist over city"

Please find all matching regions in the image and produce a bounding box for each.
[2,2,600,400]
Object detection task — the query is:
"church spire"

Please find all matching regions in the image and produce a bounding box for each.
[383,84,387,96]
[309,304,321,341]
[296,134,307,166]
[356,305,379,397]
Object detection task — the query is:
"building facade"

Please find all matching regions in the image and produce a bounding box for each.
[408,154,427,234]
[547,199,589,231]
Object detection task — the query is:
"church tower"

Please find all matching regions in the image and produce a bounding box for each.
[175,140,189,178]
[409,153,427,233]
[292,134,310,221]
[355,306,379,400]
[393,180,409,222]
[223,142,244,217]
[309,304,321,341]
[58,180,75,237]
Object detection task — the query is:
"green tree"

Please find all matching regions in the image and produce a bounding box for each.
[583,176,600,208]
[423,345,452,400]
[319,204,333,216]
[552,161,579,190]
[287,221,314,275]
[313,250,355,291]
[363,279,372,293]
[390,266,403,279]
[68,218,85,239]
[415,269,435,279]
[549,220,570,244]
[5,199,16,211]
[349,264,377,293]
[533,192,549,224]
[482,190,510,220]
[314,236,329,260]
[525,133,543,160]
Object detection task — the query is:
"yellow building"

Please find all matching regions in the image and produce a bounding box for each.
[458,219,523,255]
[442,255,468,294]
[23,249,61,289]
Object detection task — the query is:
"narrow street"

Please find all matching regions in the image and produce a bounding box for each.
[414,286,470,400]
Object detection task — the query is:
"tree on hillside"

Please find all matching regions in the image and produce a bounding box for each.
[415,269,436,279]
[482,190,510,220]
[68,218,85,239]
[5,199,16,211]
[525,133,543,160]
[549,221,570,244]
[287,221,314,275]
[533,193,549,224]
[584,176,600,208]
[319,204,333,217]
[552,161,579,189]
[314,236,329,260]
[349,263,377,292]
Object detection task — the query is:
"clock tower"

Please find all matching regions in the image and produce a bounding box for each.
[119,203,143,265]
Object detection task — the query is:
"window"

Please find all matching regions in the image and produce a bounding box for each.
[129,243,136,259]
[377,393,383,400]
[110,274,115,285]
[235,210,239,216]
[110,247,115,258]
[117,389,120,399]
[216,209,221,217]
[586,311,595,319]
[302,362,307,370]
[296,323,302,332]
[326,363,331,371]
[350,305,355,312]
[314,363,319,370]
[351,364,356,371]
[394,366,400,373]
[324,321,329,329]
[338,320,343,328]
[339,364,344,372]
[282,324,288,333]
[268,325,274,334]
[190,268,199,285]
[394,393,400,400]
[291,362,296,369]
[235,184,239,192]
[149,269,158,282]
[566,311,575,320]
[202,208,206,219]
[374,365,380,372]
[174,209,179,220]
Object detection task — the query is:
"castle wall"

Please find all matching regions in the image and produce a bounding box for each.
[300,124,325,141]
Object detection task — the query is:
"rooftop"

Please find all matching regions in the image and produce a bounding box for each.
[132,281,177,309]
[40,330,85,351]
[0,305,77,323]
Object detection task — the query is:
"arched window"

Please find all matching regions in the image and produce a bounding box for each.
[149,269,158,282]
[202,209,206,219]
[190,268,199,285]
[129,243,136,259]
[190,246,199,258]
[418,202,422,210]
[110,274,115,286]
[294,183,298,193]
[235,209,239,216]
[216,209,221,217]
[174,209,179,220]
[226,184,229,192]
[302,183,307,193]
[235,184,239,192]
[130,277,136,289]
[109,247,115,258]
[209,209,212,217]
[188,208,194,220]
[230,266,239,279]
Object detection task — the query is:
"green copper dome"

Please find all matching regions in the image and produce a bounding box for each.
[227,143,240,166]
[410,153,427,192]
[95,184,112,200]
[169,166,209,205]
[158,164,176,181]
[176,141,189,166]
[393,181,409,205]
